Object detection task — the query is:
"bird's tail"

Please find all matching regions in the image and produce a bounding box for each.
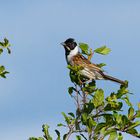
[103,74,125,85]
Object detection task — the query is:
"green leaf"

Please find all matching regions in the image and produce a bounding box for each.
[117,86,129,99]
[104,102,123,111]
[81,113,88,125]
[68,87,76,95]
[127,121,140,130]
[0,38,10,48]
[122,115,129,127]
[103,114,114,125]
[61,112,71,124]
[0,66,5,72]
[100,126,107,136]
[68,65,85,85]
[4,38,10,48]
[96,63,106,68]
[138,102,140,110]
[82,81,96,94]
[94,46,111,55]
[0,42,4,46]
[0,38,11,54]
[76,135,81,140]
[55,129,61,140]
[4,38,9,45]
[84,101,95,114]
[7,47,11,54]
[118,133,123,140]
[92,89,104,108]
[0,48,3,54]
[108,131,117,140]
[68,112,75,118]
[0,71,9,78]
[136,110,140,118]
[126,128,138,135]
[106,93,117,102]
[38,138,44,140]
[0,66,9,78]
[115,114,122,125]
[121,96,132,106]
[63,133,68,140]
[94,123,106,134]
[128,107,134,120]
[67,65,83,72]
[57,123,65,127]
[80,134,88,140]
[42,124,52,140]
[87,117,96,128]
[103,128,117,139]
[79,43,89,55]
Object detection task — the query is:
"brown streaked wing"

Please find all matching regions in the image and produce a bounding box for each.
[72,54,102,72]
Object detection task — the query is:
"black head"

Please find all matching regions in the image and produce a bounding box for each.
[61,38,77,54]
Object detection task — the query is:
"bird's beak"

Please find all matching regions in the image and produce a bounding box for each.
[60,42,66,46]
[60,42,70,51]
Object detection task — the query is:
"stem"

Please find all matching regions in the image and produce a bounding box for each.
[81,84,87,105]
[65,125,74,140]
[74,84,81,112]
[65,127,88,140]
[83,91,86,104]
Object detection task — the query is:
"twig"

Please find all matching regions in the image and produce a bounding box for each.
[74,83,81,112]
[81,84,87,105]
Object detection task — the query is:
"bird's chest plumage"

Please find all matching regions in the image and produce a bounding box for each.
[66,46,79,65]
[66,54,75,65]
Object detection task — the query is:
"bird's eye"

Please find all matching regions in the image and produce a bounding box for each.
[67,43,71,46]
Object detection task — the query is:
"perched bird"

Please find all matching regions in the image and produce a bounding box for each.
[61,38,125,85]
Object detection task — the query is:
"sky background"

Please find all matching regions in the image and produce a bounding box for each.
[0,0,140,140]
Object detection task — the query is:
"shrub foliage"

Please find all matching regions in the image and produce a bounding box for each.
[29,43,140,140]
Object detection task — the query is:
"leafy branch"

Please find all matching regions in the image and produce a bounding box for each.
[29,42,140,140]
[0,38,11,78]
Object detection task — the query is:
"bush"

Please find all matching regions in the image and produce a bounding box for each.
[29,42,140,140]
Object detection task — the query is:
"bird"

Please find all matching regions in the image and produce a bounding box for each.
[61,38,125,85]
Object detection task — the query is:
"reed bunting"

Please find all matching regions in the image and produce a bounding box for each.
[61,38,125,85]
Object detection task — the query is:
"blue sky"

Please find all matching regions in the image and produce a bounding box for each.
[0,0,140,139]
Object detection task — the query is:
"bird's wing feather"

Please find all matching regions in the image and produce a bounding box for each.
[72,54,102,72]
